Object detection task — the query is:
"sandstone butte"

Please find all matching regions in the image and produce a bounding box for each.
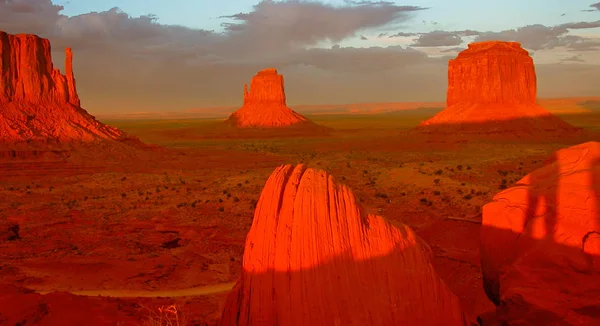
[481,141,600,325]
[0,31,138,144]
[416,41,580,136]
[219,164,469,326]
[226,68,317,128]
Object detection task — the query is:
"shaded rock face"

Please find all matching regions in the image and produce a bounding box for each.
[220,164,468,326]
[481,141,600,325]
[226,68,315,128]
[0,32,78,106]
[416,41,579,137]
[0,31,137,144]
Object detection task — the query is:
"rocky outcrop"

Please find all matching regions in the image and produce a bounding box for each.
[481,141,600,325]
[226,68,317,128]
[415,41,579,137]
[220,164,468,326]
[0,31,140,144]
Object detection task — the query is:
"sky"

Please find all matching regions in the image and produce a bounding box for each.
[1,0,600,114]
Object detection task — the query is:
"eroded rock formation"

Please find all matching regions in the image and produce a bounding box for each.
[416,41,579,137]
[481,141,600,325]
[0,31,137,144]
[220,164,468,326]
[226,68,316,128]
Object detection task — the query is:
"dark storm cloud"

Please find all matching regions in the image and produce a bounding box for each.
[0,0,437,112]
[590,2,600,10]
[0,0,598,114]
[410,30,463,47]
[0,0,63,34]
[471,22,600,51]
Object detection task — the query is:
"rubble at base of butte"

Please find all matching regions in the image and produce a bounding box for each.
[0,31,142,147]
[414,41,580,138]
[226,68,321,129]
[219,164,469,326]
[480,141,600,325]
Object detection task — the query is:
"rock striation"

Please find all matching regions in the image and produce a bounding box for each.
[0,31,138,144]
[226,68,316,128]
[481,141,600,325]
[220,164,468,326]
[415,41,579,137]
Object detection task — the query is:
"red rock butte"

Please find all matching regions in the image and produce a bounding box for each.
[0,31,140,145]
[416,41,580,137]
[480,141,600,324]
[219,164,468,326]
[226,68,317,128]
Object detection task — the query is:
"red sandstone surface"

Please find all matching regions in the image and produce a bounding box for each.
[480,141,600,325]
[416,41,580,137]
[220,164,468,326]
[226,68,316,128]
[0,31,141,147]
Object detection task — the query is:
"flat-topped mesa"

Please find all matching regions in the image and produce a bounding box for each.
[447,41,536,106]
[0,31,79,105]
[243,68,286,106]
[414,40,580,137]
[220,164,468,326]
[227,68,316,128]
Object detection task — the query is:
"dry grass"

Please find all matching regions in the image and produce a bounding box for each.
[140,304,186,326]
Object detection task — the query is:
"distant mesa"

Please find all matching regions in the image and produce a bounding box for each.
[0,31,144,156]
[220,164,468,326]
[226,68,320,129]
[414,41,580,138]
[481,141,600,325]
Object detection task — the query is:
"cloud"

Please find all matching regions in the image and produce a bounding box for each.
[440,47,466,53]
[0,0,598,114]
[389,31,417,37]
[410,30,463,47]
[471,22,600,51]
[589,2,600,10]
[561,54,585,62]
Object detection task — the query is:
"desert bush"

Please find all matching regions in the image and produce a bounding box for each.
[433,190,441,196]
[434,169,443,175]
[433,179,440,185]
[375,192,388,199]
[218,206,225,212]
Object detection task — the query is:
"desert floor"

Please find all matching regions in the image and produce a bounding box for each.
[1,110,599,325]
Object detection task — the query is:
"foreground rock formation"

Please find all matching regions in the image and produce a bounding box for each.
[220,164,468,326]
[0,31,140,146]
[415,41,579,138]
[481,141,600,325]
[226,69,317,128]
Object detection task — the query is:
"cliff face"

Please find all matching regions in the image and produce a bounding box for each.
[0,31,139,144]
[0,32,79,105]
[446,41,536,107]
[416,41,579,137]
[480,141,600,325]
[220,164,468,326]
[226,68,314,128]
[243,68,286,106]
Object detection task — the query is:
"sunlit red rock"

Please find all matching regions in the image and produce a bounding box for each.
[220,164,468,326]
[226,68,317,128]
[481,141,600,324]
[416,41,579,137]
[0,31,138,144]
